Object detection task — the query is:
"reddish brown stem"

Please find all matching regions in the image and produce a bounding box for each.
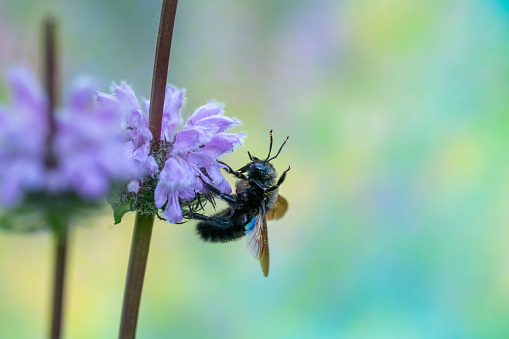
[148,0,179,141]
[118,1,179,338]
[44,17,58,168]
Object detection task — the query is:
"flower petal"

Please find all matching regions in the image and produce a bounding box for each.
[67,76,97,112]
[186,101,224,126]
[200,132,246,158]
[127,180,140,193]
[193,115,241,134]
[155,157,194,208]
[113,82,141,112]
[205,163,232,194]
[5,66,47,115]
[171,127,211,154]
[161,191,184,223]
[161,85,184,141]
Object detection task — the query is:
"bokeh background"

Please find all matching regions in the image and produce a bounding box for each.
[1,0,509,337]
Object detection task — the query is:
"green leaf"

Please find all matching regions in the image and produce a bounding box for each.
[107,184,133,224]
[111,201,132,224]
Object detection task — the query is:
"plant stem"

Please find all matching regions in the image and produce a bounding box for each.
[118,213,155,339]
[149,0,179,141]
[43,17,66,339]
[50,222,68,339]
[118,1,178,338]
[43,17,58,168]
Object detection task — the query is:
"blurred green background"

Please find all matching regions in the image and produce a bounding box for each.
[2,0,509,338]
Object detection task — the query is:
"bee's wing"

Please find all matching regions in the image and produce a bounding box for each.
[245,203,270,276]
[266,195,288,221]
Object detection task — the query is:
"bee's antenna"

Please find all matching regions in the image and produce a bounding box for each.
[267,135,289,162]
[248,151,254,161]
[265,130,274,162]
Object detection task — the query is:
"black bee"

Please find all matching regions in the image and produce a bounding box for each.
[190,131,290,276]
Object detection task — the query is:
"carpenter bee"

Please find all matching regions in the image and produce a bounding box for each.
[191,131,290,276]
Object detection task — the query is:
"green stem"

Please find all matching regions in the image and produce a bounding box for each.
[118,1,179,338]
[118,213,155,339]
[50,222,68,339]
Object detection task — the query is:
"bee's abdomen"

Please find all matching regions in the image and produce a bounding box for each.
[196,222,246,242]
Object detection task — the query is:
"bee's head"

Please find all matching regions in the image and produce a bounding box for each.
[237,130,288,181]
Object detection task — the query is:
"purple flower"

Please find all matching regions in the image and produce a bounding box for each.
[154,158,195,223]
[0,66,134,207]
[100,83,245,223]
[97,83,158,186]
[0,68,48,206]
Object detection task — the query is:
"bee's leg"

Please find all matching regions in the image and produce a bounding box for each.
[188,212,211,221]
[249,166,291,193]
[203,182,237,204]
[276,166,291,186]
[201,193,216,210]
[188,212,232,228]
[266,166,291,192]
[218,161,247,180]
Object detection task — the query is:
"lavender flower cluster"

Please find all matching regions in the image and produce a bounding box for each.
[98,83,245,223]
[0,67,133,210]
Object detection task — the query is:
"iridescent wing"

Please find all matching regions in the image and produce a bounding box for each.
[245,203,270,276]
[266,195,288,220]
